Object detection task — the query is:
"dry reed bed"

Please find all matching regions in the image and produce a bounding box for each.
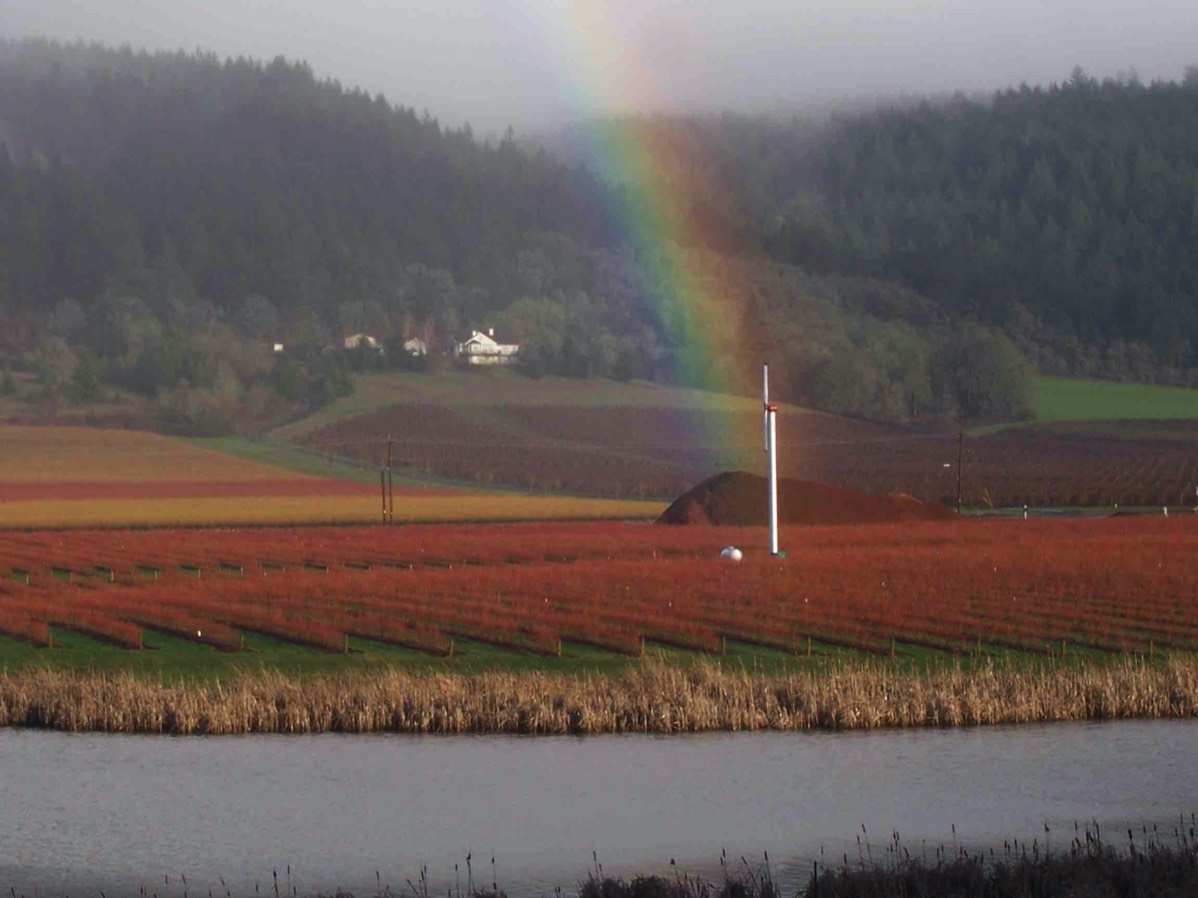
[1,659,1196,735]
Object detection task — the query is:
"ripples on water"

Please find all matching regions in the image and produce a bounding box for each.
[1,721,1195,897]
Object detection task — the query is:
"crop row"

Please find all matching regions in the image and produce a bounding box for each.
[1,519,1196,657]
[0,522,718,582]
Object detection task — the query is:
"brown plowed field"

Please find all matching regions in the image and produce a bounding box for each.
[307,405,1198,507]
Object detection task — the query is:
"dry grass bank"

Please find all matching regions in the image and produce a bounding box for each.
[1,658,1195,735]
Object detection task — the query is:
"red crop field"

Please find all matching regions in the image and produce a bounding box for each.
[1,517,1196,660]
[306,404,1198,507]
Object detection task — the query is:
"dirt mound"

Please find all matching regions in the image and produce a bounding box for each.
[658,471,955,526]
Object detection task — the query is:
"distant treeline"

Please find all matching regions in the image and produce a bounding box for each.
[2,40,1192,430]
[589,69,1198,385]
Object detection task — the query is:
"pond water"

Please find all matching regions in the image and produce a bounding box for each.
[1,721,1195,897]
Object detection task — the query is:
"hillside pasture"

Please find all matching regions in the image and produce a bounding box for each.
[271,370,767,441]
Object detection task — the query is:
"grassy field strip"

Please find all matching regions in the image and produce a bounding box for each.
[0,495,665,527]
[185,435,399,486]
[1,658,1194,734]
[187,435,491,493]
[1036,376,1198,421]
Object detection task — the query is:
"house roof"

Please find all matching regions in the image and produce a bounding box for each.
[458,327,517,346]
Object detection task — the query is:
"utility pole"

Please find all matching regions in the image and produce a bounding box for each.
[956,429,964,515]
[379,468,387,523]
[386,435,394,525]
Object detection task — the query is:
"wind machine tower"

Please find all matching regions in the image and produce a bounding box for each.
[763,364,780,556]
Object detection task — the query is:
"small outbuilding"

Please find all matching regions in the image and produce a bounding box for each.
[402,337,429,357]
[343,333,382,351]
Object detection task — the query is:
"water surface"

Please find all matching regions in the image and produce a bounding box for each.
[1,721,1194,896]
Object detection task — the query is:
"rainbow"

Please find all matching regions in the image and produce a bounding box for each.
[527,2,765,458]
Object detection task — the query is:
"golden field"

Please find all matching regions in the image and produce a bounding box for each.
[0,426,300,482]
[0,426,663,526]
[0,493,663,527]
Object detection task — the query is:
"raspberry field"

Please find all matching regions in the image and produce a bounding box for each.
[2,517,1194,676]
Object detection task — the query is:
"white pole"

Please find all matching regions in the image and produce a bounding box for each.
[764,364,779,556]
[762,364,770,449]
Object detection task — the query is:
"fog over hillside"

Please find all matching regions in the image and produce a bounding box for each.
[1,0,1197,133]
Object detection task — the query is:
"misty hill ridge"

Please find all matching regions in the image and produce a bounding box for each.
[0,39,1193,436]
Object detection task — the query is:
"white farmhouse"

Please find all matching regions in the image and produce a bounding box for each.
[454,328,519,366]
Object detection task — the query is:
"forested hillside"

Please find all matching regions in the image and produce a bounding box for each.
[577,71,1198,384]
[0,40,613,323]
[3,39,1190,436]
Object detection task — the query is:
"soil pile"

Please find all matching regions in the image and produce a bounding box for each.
[658,471,955,525]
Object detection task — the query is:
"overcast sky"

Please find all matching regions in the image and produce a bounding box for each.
[2,0,1197,135]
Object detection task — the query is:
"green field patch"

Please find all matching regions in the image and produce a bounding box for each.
[1036,376,1198,422]
[0,624,1167,684]
[0,629,421,682]
[185,435,385,486]
[343,637,446,664]
[190,434,469,492]
[1019,419,1198,443]
[434,638,631,675]
[1048,639,1118,661]
[719,639,841,671]
[639,640,714,662]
